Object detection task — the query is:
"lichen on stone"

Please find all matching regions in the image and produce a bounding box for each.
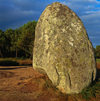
[33,2,96,94]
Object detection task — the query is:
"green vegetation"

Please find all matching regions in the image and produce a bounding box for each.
[0,21,37,59]
[81,80,100,100]
[94,45,100,58]
[81,58,100,100]
[96,58,100,62]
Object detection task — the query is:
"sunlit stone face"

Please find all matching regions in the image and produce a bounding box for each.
[33,2,96,94]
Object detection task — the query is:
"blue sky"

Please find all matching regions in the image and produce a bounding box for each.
[0,0,100,47]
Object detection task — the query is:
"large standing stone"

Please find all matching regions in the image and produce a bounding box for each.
[33,2,96,94]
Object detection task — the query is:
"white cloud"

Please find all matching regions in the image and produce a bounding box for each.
[81,11,100,19]
[88,0,100,3]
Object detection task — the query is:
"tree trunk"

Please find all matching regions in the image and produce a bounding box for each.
[16,48,18,58]
[0,50,3,57]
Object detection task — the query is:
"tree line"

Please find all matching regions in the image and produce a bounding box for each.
[0,20,100,59]
[94,46,100,58]
[0,21,37,59]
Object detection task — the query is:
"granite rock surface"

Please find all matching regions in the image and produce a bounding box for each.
[33,2,96,94]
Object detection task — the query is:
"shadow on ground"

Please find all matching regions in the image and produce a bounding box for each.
[0,60,19,66]
[0,66,29,70]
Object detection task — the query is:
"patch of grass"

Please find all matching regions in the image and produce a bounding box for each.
[0,60,19,66]
[96,58,100,63]
[81,80,100,100]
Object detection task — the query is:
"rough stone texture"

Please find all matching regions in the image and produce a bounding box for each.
[33,2,96,94]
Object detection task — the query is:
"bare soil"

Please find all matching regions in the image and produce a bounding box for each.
[0,64,100,101]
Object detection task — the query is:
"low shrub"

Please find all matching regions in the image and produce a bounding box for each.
[81,80,100,100]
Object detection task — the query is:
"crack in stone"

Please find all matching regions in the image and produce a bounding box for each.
[63,68,71,90]
[67,72,71,89]
[54,66,60,86]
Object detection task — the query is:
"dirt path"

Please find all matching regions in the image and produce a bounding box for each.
[0,66,67,101]
[0,65,100,101]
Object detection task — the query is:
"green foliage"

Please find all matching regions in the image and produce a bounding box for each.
[96,58,100,62]
[0,20,37,58]
[0,29,7,57]
[17,21,37,58]
[81,80,100,100]
[95,45,100,58]
[4,29,15,56]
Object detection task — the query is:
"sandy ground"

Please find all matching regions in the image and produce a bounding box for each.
[0,66,67,101]
[0,64,100,101]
